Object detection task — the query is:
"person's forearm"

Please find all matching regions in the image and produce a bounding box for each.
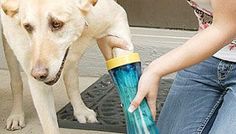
[149,25,233,77]
[148,0,236,77]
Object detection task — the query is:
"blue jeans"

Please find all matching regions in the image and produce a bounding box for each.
[157,57,236,134]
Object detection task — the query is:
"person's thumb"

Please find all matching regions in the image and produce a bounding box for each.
[128,90,146,113]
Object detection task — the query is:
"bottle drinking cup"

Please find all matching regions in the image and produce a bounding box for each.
[106,53,159,134]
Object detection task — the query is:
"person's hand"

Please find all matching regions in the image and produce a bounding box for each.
[97,36,130,60]
[128,66,161,120]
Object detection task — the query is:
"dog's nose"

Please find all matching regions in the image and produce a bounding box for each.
[31,65,49,81]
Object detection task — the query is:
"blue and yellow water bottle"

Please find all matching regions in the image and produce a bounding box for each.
[106,53,159,134]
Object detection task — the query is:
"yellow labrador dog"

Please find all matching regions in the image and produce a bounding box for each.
[1,0,133,133]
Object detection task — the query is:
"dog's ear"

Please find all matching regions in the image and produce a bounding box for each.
[1,0,19,17]
[78,0,97,13]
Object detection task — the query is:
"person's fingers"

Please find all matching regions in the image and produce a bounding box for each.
[128,89,147,113]
[147,97,157,120]
[106,36,129,50]
[97,36,130,60]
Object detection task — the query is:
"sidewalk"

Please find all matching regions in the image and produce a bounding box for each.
[0,70,119,134]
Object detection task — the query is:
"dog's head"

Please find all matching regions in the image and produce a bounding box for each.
[2,0,97,85]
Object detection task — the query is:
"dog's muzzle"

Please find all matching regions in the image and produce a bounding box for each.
[44,48,70,86]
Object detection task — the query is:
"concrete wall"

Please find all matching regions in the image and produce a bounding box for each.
[0,27,196,77]
[117,0,198,30]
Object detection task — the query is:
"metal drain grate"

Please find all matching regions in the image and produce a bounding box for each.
[57,74,173,133]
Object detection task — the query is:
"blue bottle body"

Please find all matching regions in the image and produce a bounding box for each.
[108,62,159,134]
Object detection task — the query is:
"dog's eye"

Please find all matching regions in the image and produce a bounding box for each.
[23,23,34,33]
[50,19,64,32]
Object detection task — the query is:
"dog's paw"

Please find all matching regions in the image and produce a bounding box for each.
[74,108,98,123]
[6,113,25,131]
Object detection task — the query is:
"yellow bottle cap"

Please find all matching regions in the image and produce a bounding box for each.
[106,53,141,70]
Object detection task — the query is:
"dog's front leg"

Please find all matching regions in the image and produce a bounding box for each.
[27,78,59,134]
[63,41,97,123]
[63,57,97,123]
[97,18,134,59]
[3,35,25,131]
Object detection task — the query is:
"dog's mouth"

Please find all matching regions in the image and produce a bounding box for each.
[44,48,70,86]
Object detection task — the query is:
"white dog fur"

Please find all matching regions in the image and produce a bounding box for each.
[0,0,133,133]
